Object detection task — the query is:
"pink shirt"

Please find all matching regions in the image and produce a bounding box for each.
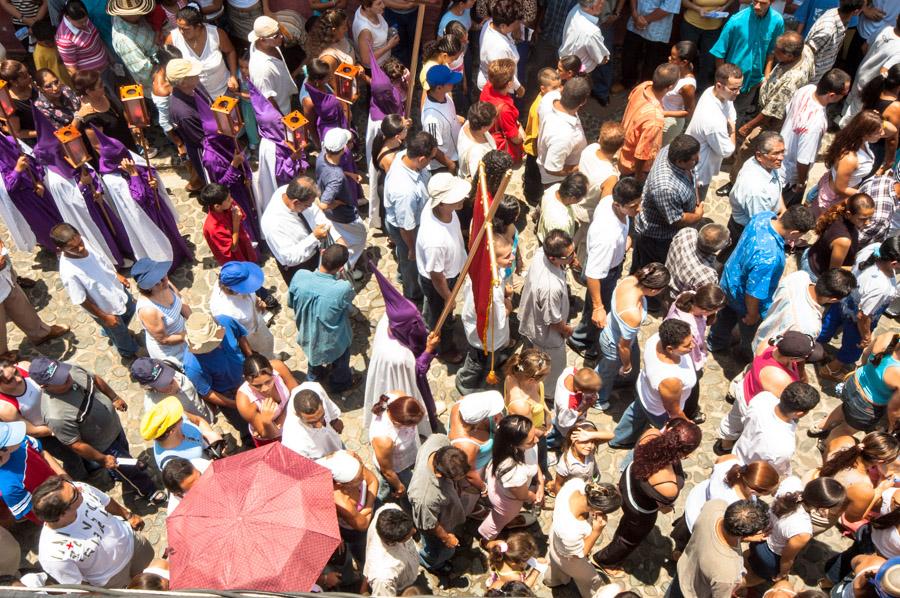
[237,370,290,438]
[56,17,109,72]
[743,346,802,404]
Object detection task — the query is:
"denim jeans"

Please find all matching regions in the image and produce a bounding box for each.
[88,431,157,497]
[665,572,685,598]
[308,345,352,392]
[591,23,615,100]
[826,525,875,583]
[706,303,759,358]
[610,398,669,448]
[384,8,418,70]
[419,529,456,571]
[93,292,138,358]
[384,221,423,301]
[818,303,879,365]
[569,263,623,358]
[595,338,640,407]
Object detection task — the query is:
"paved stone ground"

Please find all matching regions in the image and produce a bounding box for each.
[4,92,895,596]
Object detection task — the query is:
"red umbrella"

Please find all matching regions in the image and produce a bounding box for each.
[166,442,340,592]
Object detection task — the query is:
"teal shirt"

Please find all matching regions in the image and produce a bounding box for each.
[710,6,784,92]
[288,270,355,367]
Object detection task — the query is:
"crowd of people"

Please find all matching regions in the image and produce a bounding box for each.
[0,0,898,594]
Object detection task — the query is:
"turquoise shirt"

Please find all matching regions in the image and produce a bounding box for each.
[288,270,355,367]
[710,6,785,92]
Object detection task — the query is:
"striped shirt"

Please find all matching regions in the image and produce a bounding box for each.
[7,0,41,26]
[55,17,109,72]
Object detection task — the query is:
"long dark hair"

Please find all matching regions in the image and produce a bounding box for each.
[814,193,875,236]
[771,477,846,518]
[820,432,900,477]
[371,113,406,167]
[824,110,883,168]
[871,494,900,530]
[858,236,900,272]
[632,418,701,480]
[490,415,533,478]
[861,63,900,111]
[674,283,726,313]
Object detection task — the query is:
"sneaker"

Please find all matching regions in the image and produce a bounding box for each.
[592,398,611,411]
[262,294,280,311]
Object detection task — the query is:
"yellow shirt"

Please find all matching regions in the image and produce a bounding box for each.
[523,92,543,157]
[33,44,74,88]
[419,60,439,92]
[683,0,728,31]
[504,379,547,429]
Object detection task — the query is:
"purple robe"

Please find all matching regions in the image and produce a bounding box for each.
[248,82,305,186]
[0,139,63,249]
[77,167,133,266]
[304,83,362,202]
[369,47,404,121]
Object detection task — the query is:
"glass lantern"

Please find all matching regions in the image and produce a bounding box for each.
[211,96,243,137]
[119,85,151,128]
[334,63,362,104]
[54,125,91,168]
[282,111,309,151]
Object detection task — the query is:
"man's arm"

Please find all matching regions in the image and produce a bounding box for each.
[659,378,688,420]
[400,227,418,261]
[92,374,127,410]
[429,270,453,301]
[742,294,761,325]
[69,439,116,469]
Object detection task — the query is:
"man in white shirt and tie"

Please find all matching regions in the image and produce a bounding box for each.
[260,175,341,285]
[560,0,610,75]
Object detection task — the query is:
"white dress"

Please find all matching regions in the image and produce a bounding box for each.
[0,169,35,251]
[362,315,431,437]
[253,137,279,221]
[99,150,179,263]
[45,166,118,266]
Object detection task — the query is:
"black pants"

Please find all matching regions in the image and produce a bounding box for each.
[684,369,703,419]
[455,342,515,395]
[219,401,254,447]
[719,216,745,263]
[523,154,543,205]
[630,233,673,274]
[419,274,458,353]
[670,514,692,554]
[594,470,660,565]
[47,432,158,497]
[276,255,318,286]
[621,30,670,88]
[782,183,805,208]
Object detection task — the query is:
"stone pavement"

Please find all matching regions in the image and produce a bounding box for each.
[3,101,891,595]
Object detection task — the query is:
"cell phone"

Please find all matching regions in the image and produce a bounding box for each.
[14,27,28,40]
[704,11,730,18]
[116,457,139,467]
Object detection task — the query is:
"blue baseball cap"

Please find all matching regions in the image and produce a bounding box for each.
[219,261,264,295]
[131,258,172,290]
[426,64,463,88]
[29,357,71,386]
[0,420,25,448]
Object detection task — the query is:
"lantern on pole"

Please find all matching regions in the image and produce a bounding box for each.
[334,63,362,104]
[120,84,151,128]
[211,96,243,137]
[54,125,91,168]
[282,111,309,152]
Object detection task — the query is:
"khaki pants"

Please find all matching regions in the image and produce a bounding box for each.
[0,281,50,354]
[545,541,605,598]
[0,525,20,579]
[103,533,155,589]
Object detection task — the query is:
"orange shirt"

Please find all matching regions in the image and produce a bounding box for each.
[619,81,665,175]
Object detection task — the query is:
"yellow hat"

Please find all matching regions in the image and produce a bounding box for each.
[140,396,184,441]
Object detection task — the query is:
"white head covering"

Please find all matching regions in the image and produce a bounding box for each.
[318,450,361,484]
[458,390,504,424]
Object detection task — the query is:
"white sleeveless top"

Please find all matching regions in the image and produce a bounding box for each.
[873,487,900,558]
[637,332,697,417]
[352,7,390,65]
[684,459,742,531]
[662,75,696,112]
[137,290,187,364]
[830,143,875,190]
[170,25,229,98]
[368,413,420,473]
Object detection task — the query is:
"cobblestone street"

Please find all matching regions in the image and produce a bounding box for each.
[4,93,891,595]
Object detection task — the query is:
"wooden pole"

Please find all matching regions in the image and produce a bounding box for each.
[433,168,512,333]
[136,129,161,212]
[404,1,427,118]
[83,166,117,237]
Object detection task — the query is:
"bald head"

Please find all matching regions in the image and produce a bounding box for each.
[775,31,804,61]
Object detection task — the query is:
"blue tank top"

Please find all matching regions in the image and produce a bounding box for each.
[857,351,900,406]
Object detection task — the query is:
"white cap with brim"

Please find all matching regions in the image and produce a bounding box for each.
[248,15,280,43]
[427,172,470,208]
[323,128,353,153]
[318,450,361,484]
[165,59,202,83]
[458,390,504,423]
[0,420,26,449]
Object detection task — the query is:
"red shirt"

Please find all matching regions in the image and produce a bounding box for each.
[202,206,258,266]
[479,83,523,162]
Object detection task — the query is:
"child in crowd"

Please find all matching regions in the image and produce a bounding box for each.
[522,67,561,204]
[485,532,542,590]
[198,183,257,266]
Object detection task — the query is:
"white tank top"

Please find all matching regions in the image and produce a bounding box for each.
[137,290,187,364]
[352,8,390,65]
[368,413,420,474]
[661,75,696,112]
[637,333,698,417]
[873,488,900,558]
[170,25,229,98]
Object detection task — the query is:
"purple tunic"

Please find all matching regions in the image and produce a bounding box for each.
[201,144,261,243]
[248,82,306,186]
[78,167,133,266]
[2,158,63,250]
[126,169,194,269]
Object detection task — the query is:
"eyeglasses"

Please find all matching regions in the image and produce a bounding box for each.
[42,80,60,90]
[44,481,82,522]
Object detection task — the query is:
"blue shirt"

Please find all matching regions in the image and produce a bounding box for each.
[794,0,857,34]
[153,418,205,469]
[0,436,45,520]
[711,6,785,92]
[625,0,682,43]
[438,8,472,35]
[315,157,358,224]
[182,316,248,396]
[720,211,786,316]
[288,270,354,367]
[383,151,430,231]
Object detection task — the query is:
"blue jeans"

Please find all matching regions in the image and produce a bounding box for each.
[384,221,423,301]
[706,303,759,358]
[308,345,352,392]
[590,23,615,100]
[384,8,418,70]
[826,525,875,583]
[610,399,669,448]
[93,292,138,357]
[818,303,879,365]
[419,529,456,571]
[595,337,640,407]
[569,263,623,358]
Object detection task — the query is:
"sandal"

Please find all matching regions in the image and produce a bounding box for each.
[806,423,832,438]
[817,362,846,382]
[712,439,733,456]
[691,411,707,425]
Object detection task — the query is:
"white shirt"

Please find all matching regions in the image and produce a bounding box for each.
[753,270,824,349]
[779,85,827,186]
[537,88,562,123]
[685,87,736,186]
[369,412,420,473]
[766,476,812,555]
[560,6,610,73]
[415,207,466,279]
[421,94,462,170]
[729,157,783,226]
[248,43,298,115]
[733,391,797,476]
[281,382,344,460]
[849,244,900,317]
[352,7,390,65]
[637,333,697,416]
[552,366,584,434]
[683,459,743,532]
[575,143,618,220]
[537,105,587,185]
[38,483,134,586]
[462,278,509,351]
[477,23,520,91]
[209,284,263,335]
[550,478,592,557]
[364,504,420,596]
[383,152,431,231]
[456,121,497,180]
[261,186,335,267]
[166,458,210,513]
[59,245,129,316]
[584,196,629,279]
[0,258,14,303]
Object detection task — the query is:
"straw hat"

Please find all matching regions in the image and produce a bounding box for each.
[107,0,154,17]
[185,311,223,354]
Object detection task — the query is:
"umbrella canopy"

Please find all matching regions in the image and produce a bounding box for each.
[166,442,340,592]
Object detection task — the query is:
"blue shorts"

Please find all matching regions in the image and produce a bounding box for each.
[748,541,781,581]
[841,376,885,432]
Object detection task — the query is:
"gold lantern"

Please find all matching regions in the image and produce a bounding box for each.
[282,111,309,151]
[211,96,243,137]
[0,80,15,119]
[334,63,362,104]
[119,84,151,128]
[54,125,91,168]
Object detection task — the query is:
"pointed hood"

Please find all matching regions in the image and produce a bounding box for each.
[369,47,403,120]
[31,106,75,176]
[248,81,283,142]
[0,132,20,172]
[194,91,240,160]
[370,259,427,355]
[90,124,131,175]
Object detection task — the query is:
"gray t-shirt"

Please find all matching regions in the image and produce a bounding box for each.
[407,434,466,533]
[518,249,570,349]
[676,499,744,598]
[145,371,215,423]
[41,366,122,451]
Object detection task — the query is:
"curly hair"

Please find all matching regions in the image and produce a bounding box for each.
[814,192,875,236]
[307,9,347,59]
[824,110,884,168]
[631,418,701,480]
